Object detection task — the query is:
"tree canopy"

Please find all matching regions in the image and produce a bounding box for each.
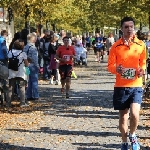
[0,0,149,33]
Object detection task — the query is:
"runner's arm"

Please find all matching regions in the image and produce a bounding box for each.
[139,44,146,72]
[55,47,61,61]
[107,45,117,74]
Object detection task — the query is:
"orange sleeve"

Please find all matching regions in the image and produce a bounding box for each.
[139,43,146,71]
[107,44,117,74]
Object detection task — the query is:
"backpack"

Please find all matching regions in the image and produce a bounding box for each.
[8,50,23,71]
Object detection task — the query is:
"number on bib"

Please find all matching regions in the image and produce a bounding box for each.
[121,68,136,79]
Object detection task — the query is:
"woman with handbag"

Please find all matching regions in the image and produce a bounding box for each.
[48,34,59,84]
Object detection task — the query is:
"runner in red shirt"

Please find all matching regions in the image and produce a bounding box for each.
[56,36,76,98]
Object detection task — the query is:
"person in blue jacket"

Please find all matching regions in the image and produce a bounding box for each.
[0,30,8,66]
[85,35,91,51]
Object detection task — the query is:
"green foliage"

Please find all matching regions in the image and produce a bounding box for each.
[0,0,149,33]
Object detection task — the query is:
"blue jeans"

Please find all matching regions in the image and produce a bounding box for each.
[38,55,43,68]
[43,60,50,80]
[26,65,39,98]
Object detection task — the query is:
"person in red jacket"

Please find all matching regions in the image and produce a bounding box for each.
[55,36,76,98]
[108,17,146,150]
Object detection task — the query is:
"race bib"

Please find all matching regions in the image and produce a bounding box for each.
[63,55,70,61]
[121,68,136,79]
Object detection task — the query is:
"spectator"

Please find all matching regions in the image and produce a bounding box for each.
[7,39,29,107]
[23,33,40,101]
[20,29,29,46]
[40,30,53,80]
[106,33,115,55]
[48,34,59,84]
[0,30,8,66]
[9,32,21,51]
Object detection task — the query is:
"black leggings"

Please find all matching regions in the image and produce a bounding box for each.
[51,69,56,77]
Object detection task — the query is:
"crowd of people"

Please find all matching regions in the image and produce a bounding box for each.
[0,16,150,149]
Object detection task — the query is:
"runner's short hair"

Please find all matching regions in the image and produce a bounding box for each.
[63,36,69,40]
[121,17,135,27]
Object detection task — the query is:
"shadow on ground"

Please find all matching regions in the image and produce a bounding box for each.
[73,142,121,150]
[7,127,120,137]
[74,143,149,150]
[0,142,49,150]
[0,87,114,115]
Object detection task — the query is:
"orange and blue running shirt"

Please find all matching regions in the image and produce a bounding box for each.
[107,36,146,87]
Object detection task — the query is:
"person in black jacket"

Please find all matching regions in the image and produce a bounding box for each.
[9,32,21,51]
[48,34,59,84]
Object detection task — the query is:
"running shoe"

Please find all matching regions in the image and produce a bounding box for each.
[61,88,64,94]
[20,103,29,107]
[49,79,53,85]
[129,135,140,150]
[95,58,98,61]
[55,80,61,85]
[121,143,128,150]
[71,71,77,79]
[66,93,69,98]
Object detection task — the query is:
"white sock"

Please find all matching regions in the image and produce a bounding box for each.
[130,133,136,137]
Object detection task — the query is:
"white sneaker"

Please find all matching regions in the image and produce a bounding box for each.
[95,58,98,61]
[55,80,61,85]
[20,103,29,107]
[49,79,53,85]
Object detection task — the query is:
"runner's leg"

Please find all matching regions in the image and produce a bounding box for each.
[119,109,129,142]
[130,103,141,134]
[66,77,71,94]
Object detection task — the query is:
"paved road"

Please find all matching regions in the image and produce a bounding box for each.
[0,51,149,150]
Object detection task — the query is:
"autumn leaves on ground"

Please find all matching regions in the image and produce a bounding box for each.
[140,98,150,148]
[0,96,149,148]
